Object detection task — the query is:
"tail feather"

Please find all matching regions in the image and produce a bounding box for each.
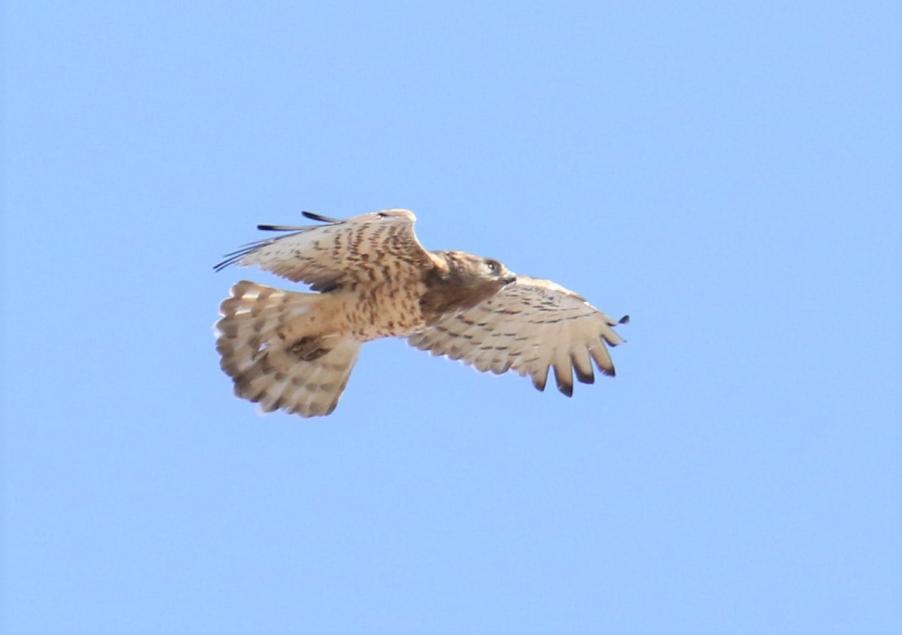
[215,281,361,417]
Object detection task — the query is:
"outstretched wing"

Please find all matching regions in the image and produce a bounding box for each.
[407,276,629,396]
[214,209,439,290]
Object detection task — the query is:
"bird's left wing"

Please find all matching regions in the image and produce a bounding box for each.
[407,276,628,396]
[214,209,440,290]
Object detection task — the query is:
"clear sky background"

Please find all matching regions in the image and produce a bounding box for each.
[2,2,900,634]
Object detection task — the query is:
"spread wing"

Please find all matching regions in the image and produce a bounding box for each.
[407,276,629,396]
[214,209,439,290]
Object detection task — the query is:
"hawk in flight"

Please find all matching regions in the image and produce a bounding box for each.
[214,209,628,417]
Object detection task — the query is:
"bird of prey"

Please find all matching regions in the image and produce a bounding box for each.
[214,209,628,417]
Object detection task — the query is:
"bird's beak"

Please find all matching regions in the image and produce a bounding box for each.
[503,274,517,285]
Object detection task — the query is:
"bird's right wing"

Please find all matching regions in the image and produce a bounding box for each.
[214,209,440,290]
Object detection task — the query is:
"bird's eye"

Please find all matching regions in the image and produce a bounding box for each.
[486,261,498,272]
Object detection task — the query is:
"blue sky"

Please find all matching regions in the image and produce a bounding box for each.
[2,2,900,634]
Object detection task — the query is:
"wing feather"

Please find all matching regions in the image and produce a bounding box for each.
[408,276,627,396]
[214,209,438,289]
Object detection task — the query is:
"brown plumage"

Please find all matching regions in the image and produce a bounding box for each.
[214,209,628,417]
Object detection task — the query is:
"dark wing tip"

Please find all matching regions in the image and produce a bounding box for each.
[301,211,341,223]
[572,359,595,385]
[213,254,243,272]
[618,314,630,324]
[531,372,548,392]
[552,365,574,397]
[213,242,266,272]
[257,224,304,232]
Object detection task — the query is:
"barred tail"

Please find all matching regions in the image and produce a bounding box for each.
[215,281,361,417]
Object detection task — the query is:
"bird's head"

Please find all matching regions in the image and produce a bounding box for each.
[441,251,516,287]
[421,251,518,318]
